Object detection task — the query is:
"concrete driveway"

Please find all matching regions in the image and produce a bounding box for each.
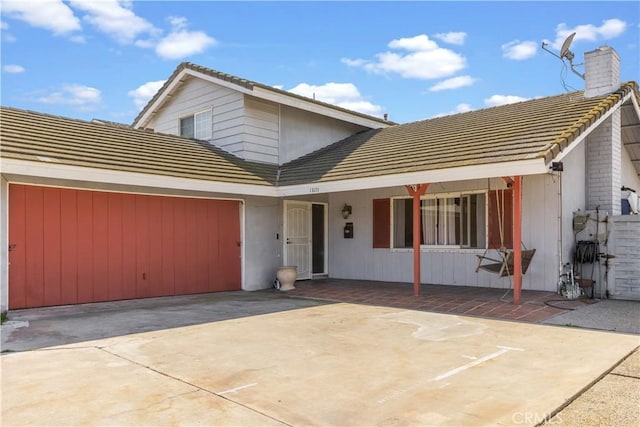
[1,292,639,426]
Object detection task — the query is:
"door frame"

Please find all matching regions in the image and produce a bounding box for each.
[283,200,328,278]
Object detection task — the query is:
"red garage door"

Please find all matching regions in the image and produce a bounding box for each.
[8,184,241,309]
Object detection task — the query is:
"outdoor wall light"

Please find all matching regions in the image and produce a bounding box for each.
[341,204,352,219]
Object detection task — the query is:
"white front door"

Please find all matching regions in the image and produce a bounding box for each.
[284,201,312,280]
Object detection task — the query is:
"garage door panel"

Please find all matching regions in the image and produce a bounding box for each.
[135,195,151,298]
[121,193,138,300]
[172,200,188,295]
[184,199,199,295]
[92,192,109,303]
[76,191,94,304]
[25,186,45,308]
[147,196,164,298]
[195,199,211,294]
[59,189,78,305]
[9,185,241,309]
[207,201,220,292]
[8,184,27,309]
[43,187,62,307]
[107,193,124,301]
[161,198,175,296]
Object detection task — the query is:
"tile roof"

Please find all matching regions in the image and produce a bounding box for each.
[132,62,393,127]
[0,107,277,186]
[2,83,636,193]
[277,82,638,185]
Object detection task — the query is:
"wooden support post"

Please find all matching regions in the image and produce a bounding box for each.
[513,176,522,305]
[405,184,429,296]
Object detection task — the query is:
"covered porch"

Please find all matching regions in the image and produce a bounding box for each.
[285,279,597,323]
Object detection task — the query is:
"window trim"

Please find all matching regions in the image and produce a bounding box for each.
[178,108,213,140]
[390,190,488,250]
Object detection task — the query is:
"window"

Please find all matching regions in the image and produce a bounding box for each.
[180,110,212,140]
[392,193,486,249]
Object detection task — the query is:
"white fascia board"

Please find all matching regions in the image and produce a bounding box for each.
[553,92,632,163]
[629,90,640,118]
[276,158,548,196]
[251,86,390,129]
[135,67,389,131]
[134,69,192,129]
[1,158,277,197]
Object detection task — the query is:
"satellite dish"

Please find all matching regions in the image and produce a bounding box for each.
[541,31,584,80]
[560,32,576,60]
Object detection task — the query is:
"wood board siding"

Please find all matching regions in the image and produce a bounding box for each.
[328,176,559,292]
[147,77,244,148]
[243,97,279,163]
[611,216,640,300]
[8,184,241,309]
[280,105,369,164]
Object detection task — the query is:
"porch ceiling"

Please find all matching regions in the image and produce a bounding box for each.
[621,98,640,177]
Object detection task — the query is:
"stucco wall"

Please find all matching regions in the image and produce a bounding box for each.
[327,175,560,292]
[242,196,281,290]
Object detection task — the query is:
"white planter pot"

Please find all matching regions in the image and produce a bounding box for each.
[277,266,297,291]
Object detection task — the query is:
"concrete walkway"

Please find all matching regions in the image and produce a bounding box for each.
[1,290,639,426]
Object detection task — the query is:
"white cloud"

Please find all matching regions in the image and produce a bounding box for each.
[1,0,81,35]
[167,16,188,31]
[434,32,467,45]
[484,94,529,107]
[128,80,166,110]
[155,30,216,60]
[432,103,474,118]
[429,75,477,92]
[549,18,627,50]
[68,0,156,44]
[3,64,25,73]
[0,21,8,30]
[288,82,383,116]
[342,34,466,80]
[37,84,102,110]
[502,40,537,60]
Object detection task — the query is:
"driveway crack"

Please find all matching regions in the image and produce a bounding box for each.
[98,347,292,426]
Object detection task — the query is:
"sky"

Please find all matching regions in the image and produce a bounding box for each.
[1,1,638,125]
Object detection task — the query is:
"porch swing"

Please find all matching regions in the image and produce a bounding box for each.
[475,188,536,277]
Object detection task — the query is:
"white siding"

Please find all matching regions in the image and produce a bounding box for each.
[242,97,280,164]
[561,143,587,267]
[280,105,369,164]
[328,176,560,292]
[146,77,246,158]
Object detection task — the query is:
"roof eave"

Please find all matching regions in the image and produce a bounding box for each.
[550,88,636,165]
[275,158,549,196]
[1,158,278,197]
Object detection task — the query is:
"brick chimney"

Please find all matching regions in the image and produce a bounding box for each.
[584,46,622,215]
[584,46,620,98]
